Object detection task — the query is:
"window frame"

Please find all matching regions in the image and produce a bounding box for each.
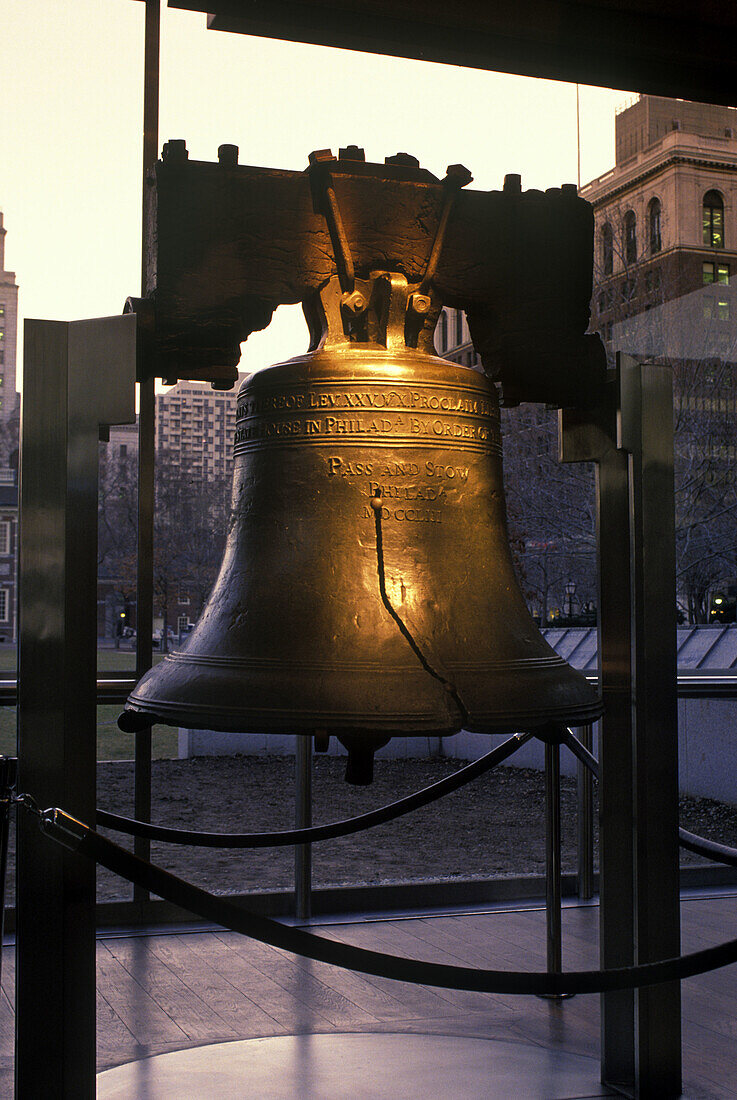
[703,189,725,248]
[601,222,614,276]
[648,197,662,254]
[624,209,637,265]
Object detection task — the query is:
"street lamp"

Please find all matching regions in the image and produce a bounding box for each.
[565,580,577,619]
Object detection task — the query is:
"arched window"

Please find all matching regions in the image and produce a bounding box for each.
[648,197,662,254]
[703,190,725,248]
[601,223,613,276]
[455,309,464,346]
[624,210,637,265]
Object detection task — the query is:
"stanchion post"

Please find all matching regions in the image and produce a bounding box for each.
[576,723,595,901]
[295,735,312,920]
[16,315,136,1098]
[544,740,563,975]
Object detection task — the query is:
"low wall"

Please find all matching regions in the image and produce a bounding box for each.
[179,696,736,805]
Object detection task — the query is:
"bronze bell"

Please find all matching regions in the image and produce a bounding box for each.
[121,270,602,782]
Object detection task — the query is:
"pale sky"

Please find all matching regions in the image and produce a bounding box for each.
[1,0,632,377]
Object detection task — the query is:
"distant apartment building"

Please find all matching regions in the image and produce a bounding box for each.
[106,376,246,469]
[155,377,245,480]
[0,213,19,423]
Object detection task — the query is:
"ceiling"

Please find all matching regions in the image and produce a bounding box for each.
[169,1,737,106]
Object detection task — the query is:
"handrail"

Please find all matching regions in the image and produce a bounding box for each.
[3,672,737,707]
[0,679,137,706]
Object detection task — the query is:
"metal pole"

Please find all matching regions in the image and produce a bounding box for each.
[576,722,594,900]
[544,740,562,975]
[561,383,636,1088]
[620,359,682,1096]
[16,316,136,1098]
[133,0,161,898]
[295,735,312,920]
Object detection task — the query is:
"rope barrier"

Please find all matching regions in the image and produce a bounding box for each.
[96,731,533,847]
[33,805,737,997]
[563,727,737,869]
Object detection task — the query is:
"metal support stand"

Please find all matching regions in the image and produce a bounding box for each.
[561,356,682,1097]
[295,736,312,920]
[16,315,136,1098]
[132,0,161,904]
[544,740,563,975]
[576,723,595,901]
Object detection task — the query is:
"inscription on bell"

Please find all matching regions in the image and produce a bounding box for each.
[233,380,502,456]
[236,388,494,418]
[361,504,442,524]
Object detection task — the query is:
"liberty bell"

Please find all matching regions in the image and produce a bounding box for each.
[120,147,603,782]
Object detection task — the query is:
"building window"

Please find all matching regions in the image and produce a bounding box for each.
[119,444,127,459]
[0,590,9,623]
[178,593,190,605]
[703,262,730,285]
[624,210,637,264]
[0,522,10,556]
[648,198,662,253]
[601,223,613,276]
[703,190,725,248]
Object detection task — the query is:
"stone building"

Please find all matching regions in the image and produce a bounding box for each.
[583,95,737,347]
[0,468,18,644]
[0,212,18,422]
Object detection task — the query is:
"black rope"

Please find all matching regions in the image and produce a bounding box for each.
[372,490,469,726]
[563,727,737,870]
[678,828,737,869]
[36,807,737,997]
[96,732,532,847]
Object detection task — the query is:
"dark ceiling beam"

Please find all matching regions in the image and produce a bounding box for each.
[169,1,737,106]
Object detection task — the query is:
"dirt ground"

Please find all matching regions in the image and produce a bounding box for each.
[5,755,736,904]
[93,755,737,902]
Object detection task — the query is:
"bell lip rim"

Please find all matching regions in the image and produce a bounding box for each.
[119,696,604,735]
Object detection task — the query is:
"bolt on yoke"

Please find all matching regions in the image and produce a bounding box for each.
[305,146,473,352]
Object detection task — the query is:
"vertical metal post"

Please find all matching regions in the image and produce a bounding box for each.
[544,740,563,975]
[295,735,312,920]
[133,0,161,896]
[16,316,136,1098]
[620,359,682,1097]
[561,380,636,1091]
[561,357,682,1096]
[576,722,594,900]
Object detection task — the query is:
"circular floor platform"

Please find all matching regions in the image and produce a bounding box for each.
[97,1032,612,1099]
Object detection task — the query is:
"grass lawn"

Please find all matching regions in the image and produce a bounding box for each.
[0,647,177,759]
